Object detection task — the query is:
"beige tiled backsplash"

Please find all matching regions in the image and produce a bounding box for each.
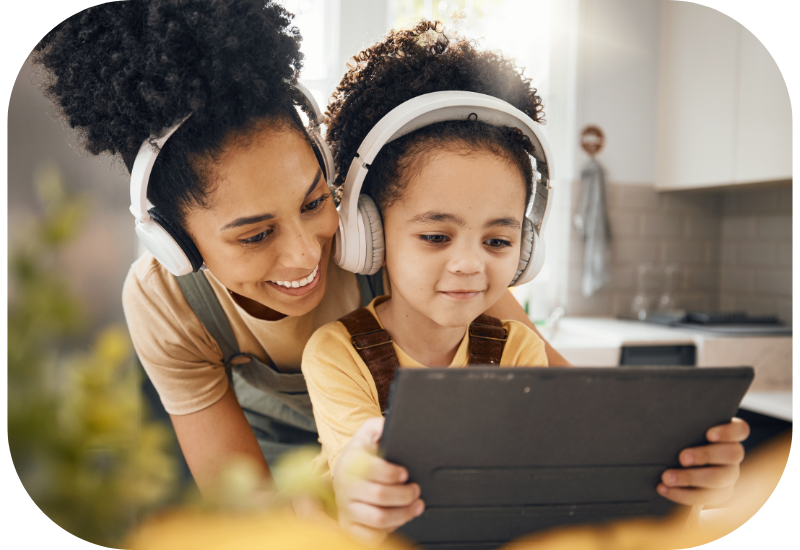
[568,183,793,324]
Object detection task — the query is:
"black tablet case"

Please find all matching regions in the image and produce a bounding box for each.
[380,366,753,550]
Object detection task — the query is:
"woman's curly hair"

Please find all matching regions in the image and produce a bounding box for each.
[326,20,545,211]
[32,0,307,231]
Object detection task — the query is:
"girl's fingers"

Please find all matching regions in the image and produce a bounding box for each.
[706,417,750,443]
[657,483,734,507]
[345,499,425,531]
[661,465,740,489]
[363,455,410,485]
[679,442,745,467]
[340,450,410,485]
[345,479,421,507]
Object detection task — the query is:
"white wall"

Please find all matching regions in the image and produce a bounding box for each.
[338,0,391,76]
[574,0,662,184]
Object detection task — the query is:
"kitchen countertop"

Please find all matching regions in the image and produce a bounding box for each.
[739,391,792,422]
[545,317,793,421]
[549,317,791,347]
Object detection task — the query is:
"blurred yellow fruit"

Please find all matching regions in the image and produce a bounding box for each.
[127,510,418,550]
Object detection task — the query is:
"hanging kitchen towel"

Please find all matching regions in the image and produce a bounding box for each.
[573,158,611,297]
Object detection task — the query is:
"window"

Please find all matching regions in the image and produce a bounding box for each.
[284,0,342,110]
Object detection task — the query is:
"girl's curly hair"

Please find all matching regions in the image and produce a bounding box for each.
[32,0,307,231]
[326,20,545,211]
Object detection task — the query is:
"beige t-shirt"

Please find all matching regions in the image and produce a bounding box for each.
[122,253,363,415]
[302,296,549,476]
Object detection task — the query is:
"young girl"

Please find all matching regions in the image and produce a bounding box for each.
[303,22,750,544]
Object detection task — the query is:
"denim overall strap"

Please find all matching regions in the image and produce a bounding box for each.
[467,314,508,366]
[175,270,384,467]
[176,271,318,467]
[338,302,503,414]
[176,270,240,364]
[339,307,400,413]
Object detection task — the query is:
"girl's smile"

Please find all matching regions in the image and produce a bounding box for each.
[438,289,485,300]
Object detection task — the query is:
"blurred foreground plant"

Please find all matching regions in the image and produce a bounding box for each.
[8,166,179,547]
[128,448,410,550]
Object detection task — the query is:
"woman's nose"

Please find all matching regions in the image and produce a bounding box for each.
[278,221,320,268]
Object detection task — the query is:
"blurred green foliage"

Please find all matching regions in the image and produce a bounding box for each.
[8,166,343,548]
[8,166,179,547]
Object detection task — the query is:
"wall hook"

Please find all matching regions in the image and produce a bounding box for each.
[580,125,605,157]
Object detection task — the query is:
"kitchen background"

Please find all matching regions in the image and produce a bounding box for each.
[9,0,793,333]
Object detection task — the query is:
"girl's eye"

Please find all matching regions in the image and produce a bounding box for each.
[419,234,450,245]
[485,238,512,249]
[239,229,273,245]
[301,193,329,213]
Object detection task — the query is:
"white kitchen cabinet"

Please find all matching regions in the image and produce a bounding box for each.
[655,1,792,190]
[735,26,794,184]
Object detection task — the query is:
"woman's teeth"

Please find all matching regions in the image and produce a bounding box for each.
[270,265,319,288]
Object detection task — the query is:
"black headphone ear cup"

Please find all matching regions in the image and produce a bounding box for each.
[148,208,204,272]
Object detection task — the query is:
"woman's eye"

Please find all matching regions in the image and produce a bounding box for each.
[485,238,512,249]
[419,234,450,245]
[239,229,273,245]
[301,193,329,213]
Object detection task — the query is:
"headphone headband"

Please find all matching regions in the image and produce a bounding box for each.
[358,91,552,168]
[294,82,336,194]
[129,113,191,222]
[336,90,554,275]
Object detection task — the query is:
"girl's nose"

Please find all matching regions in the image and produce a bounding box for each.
[447,241,484,276]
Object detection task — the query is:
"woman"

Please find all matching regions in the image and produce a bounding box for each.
[31,0,570,496]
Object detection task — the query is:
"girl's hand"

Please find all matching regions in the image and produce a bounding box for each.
[333,417,425,547]
[658,417,750,507]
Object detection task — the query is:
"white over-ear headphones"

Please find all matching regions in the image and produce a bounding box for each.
[332,90,554,287]
[129,82,335,276]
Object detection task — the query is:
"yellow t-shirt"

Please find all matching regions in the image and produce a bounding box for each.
[121,253,363,415]
[302,297,549,476]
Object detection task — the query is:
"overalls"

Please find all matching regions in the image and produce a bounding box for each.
[174,270,384,468]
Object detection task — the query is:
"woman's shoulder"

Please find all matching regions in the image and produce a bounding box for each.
[123,252,182,303]
[499,319,548,367]
[121,252,220,360]
[501,319,542,340]
[122,253,229,415]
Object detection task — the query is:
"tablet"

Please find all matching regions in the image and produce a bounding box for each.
[380,366,753,549]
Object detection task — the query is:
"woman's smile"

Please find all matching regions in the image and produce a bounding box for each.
[266,264,321,296]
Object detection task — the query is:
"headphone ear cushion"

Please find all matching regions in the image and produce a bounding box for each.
[148,208,204,272]
[357,195,384,276]
[510,217,544,286]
